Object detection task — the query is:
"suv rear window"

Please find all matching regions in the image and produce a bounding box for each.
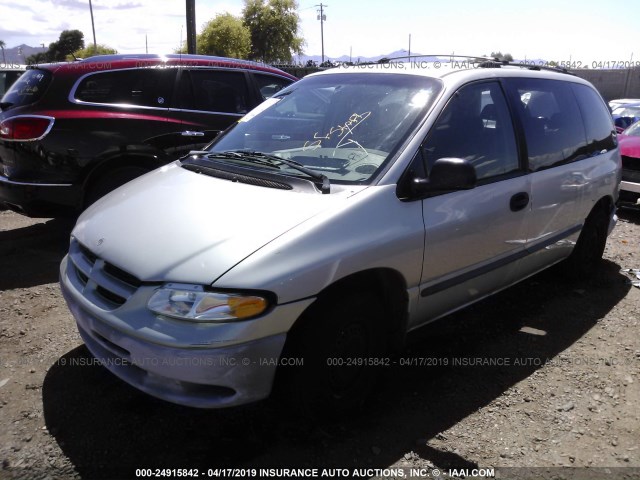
[1,69,51,110]
[74,69,175,108]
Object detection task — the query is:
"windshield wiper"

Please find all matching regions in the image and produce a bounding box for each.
[214,149,331,194]
[0,101,14,110]
[202,150,280,169]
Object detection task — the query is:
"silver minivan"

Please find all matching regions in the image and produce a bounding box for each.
[60,61,621,412]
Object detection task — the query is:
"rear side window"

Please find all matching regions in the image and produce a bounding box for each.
[422,81,520,181]
[178,70,249,114]
[507,78,587,171]
[571,84,616,154]
[1,69,51,109]
[74,69,175,108]
[254,73,293,100]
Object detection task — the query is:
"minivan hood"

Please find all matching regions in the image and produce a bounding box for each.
[73,162,360,285]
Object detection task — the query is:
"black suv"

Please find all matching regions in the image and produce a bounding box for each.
[0,54,296,216]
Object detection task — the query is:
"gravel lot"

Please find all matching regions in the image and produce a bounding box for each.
[0,208,639,480]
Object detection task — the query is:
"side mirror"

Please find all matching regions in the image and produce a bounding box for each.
[412,157,477,196]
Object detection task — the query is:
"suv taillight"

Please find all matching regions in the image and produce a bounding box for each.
[0,116,55,141]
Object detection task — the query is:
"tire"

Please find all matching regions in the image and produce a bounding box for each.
[562,204,609,278]
[278,291,387,416]
[84,166,150,208]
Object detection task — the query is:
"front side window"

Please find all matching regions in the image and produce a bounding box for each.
[75,68,175,108]
[422,81,520,181]
[206,73,441,185]
[178,70,249,114]
[254,73,293,100]
[507,78,587,171]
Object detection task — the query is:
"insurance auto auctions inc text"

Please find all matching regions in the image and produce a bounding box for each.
[183,467,495,478]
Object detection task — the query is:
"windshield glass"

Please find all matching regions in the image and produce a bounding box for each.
[207,73,442,185]
[1,69,52,110]
[623,121,640,136]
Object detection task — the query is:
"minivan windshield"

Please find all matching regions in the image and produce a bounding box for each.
[0,69,52,110]
[206,73,442,185]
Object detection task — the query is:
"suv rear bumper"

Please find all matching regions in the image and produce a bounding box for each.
[0,175,79,217]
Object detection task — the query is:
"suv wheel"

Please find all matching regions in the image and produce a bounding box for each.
[85,166,150,208]
[278,291,386,416]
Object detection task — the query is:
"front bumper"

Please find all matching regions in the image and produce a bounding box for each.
[0,174,79,217]
[59,254,314,408]
[620,180,640,195]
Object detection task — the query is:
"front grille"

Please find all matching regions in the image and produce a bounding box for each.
[104,262,142,288]
[68,238,141,310]
[621,156,640,172]
[78,242,98,264]
[622,168,640,183]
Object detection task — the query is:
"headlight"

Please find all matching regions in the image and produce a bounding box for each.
[147,284,269,322]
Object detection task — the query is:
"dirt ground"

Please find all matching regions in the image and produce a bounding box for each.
[0,207,639,480]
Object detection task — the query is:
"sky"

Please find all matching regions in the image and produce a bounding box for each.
[0,0,638,65]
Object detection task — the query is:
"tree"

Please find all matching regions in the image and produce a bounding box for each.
[26,52,48,65]
[242,0,304,63]
[490,51,514,62]
[198,13,251,58]
[0,40,6,65]
[70,43,117,60]
[47,30,85,61]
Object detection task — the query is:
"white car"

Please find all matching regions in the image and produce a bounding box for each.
[609,98,640,110]
[0,65,25,98]
[60,60,621,413]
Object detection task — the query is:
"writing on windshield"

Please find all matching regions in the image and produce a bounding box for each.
[303,111,371,155]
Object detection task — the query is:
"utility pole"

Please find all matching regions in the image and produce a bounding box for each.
[316,4,327,64]
[408,33,411,59]
[89,0,97,51]
[186,0,197,54]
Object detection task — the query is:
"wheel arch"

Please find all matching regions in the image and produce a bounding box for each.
[590,194,614,218]
[287,267,410,353]
[80,154,161,208]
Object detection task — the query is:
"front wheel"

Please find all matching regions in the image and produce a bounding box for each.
[277,291,387,416]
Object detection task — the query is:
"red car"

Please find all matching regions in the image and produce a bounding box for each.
[618,121,640,207]
[0,54,296,217]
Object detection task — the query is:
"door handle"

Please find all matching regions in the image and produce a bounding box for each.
[181,131,205,137]
[510,192,529,212]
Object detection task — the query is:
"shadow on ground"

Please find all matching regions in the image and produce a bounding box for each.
[617,207,640,225]
[0,218,74,290]
[42,261,630,478]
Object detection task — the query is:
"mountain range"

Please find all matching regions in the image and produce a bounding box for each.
[0,44,550,67]
[0,44,48,65]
